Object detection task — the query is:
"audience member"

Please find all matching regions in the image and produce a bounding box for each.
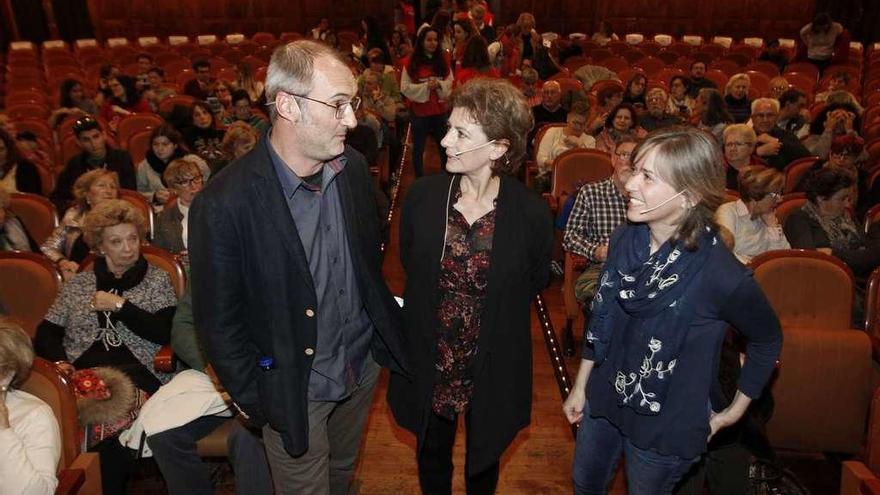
[0,128,41,195]
[722,124,765,189]
[622,73,647,113]
[183,101,227,173]
[451,18,475,68]
[152,159,203,255]
[390,26,414,64]
[640,88,682,131]
[144,67,176,111]
[311,17,331,40]
[591,20,618,46]
[687,61,717,98]
[134,53,153,90]
[724,73,752,123]
[785,168,880,279]
[223,90,269,135]
[183,60,215,100]
[800,12,845,74]
[529,80,568,147]
[768,76,790,99]
[0,188,38,252]
[562,136,633,303]
[751,98,811,171]
[535,102,596,193]
[596,103,646,153]
[776,89,809,138]
[516,12,540,63]
[101,75,152,131]
[402,27,453,177]
[693,88,732,145]
[51,117,135,211]
[0,318,61,495]
[42,169,120,279]
[471,4,495,41]
[136,124,210,206]
[758,39,789,73]
[803,102,861,160]
[35,199,177,493]
[667,76,694,119]
[233,63,265,105]
[715,166,790,264]
[359,49,403,101]
[519,67,542,106]
[48,78,98,128]
[815,70,851,103]
[588,83,624,134]
[454,35,500,86]
[219,123,258,163]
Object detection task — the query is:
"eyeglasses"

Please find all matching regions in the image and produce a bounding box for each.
[614,150,632,159]
[268,92,361,119]
[175,175,204,187]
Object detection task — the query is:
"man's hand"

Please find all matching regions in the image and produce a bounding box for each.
[594,244,609,262]
[755,134,781,157]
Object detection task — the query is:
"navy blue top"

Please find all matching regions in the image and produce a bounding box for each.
[584,226,782,458]
[268,138,374,402]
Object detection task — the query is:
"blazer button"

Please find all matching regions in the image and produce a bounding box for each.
[304,348,315,356]
[305,308,315,317]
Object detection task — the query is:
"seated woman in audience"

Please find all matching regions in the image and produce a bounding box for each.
[35,199,176,493]
[622,73,648,113]
[220,122,259,163]
[233,63,264,104]
[48,78,99,129]
[183,101,227,173]
[0,318,61,495]
[722,124,766,189]
[136,124,210,208]
[100,75,151,132]
[596,103,646,153]
[591,20,618,46]
[454,35,500,86]
[724,73,752,124]
[784,168,880,279]
[451,18,475,68]
[768,76,790,99]
[211,80,234,115]
[715,166,790,264]
[588,84,624,134]
[694,88,733,146]
[0,188,38,252]
[667,76,694,119]
[153,159,203,257]
[42,169,119,281]
[390,24,414,65]
[0,129,42,195]
[803,102,862,160]
[535,102,596,193]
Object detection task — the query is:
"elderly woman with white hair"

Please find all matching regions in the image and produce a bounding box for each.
[722,124,766,189]
[640,87,682,131]
[724,73,752,123]
[0,318,61,495]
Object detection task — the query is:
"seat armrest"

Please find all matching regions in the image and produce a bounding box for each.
[154,344,176,373]
[55,469,84,495]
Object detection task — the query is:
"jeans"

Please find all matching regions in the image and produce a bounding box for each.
[417,411,500,495]
[411,113,448,177]
[572,406,698,495]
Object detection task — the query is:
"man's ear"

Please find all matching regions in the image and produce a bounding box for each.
[274,93,301,123]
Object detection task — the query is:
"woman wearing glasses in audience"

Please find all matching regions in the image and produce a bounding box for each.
[715,166,790,264]
[563,128,782,494]
[152,159,204,258]
[401,27,453,177]
[136,124,210,208]
[722,124,767,190]
[41,169,120,281]
[388,78,552,494]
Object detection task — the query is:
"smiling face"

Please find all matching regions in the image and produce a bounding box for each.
[625,148,685,227]
[751,101,779,135]
[100,223,141,274]
[612,107,634,132]
[86,175,119,207]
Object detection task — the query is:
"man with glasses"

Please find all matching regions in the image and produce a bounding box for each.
[189,40,408,495]
[50,117,135,211]
[750,97,810,171]
[639,88,682,131]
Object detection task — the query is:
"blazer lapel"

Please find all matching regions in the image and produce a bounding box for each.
[249,139,316,294]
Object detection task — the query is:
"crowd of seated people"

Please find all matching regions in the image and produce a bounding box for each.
[2,9,880,493]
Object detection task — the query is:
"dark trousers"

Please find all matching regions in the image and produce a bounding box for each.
[91,436,135,495]
[673,443,752,495]
[147,416,272,495]
[417,411,500,495]
[411,113,448,177]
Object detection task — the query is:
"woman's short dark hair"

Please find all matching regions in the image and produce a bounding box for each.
[604,103,638,130]
[150,123,187,151]
[460,35,490,70]
[808,102,861,136]
[449,78,534,175]
[738,165,784,202]
[59,78,82,108]
[669,75,689,91]
[804,167,854,203]
[699,88,733,126]
[596,83,624,106]
[191,100,216,127]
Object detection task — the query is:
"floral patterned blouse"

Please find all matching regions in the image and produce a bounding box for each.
[432,193,496,419]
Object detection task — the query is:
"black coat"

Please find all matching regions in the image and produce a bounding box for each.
[387,173,553,473]
[189,135,409,457]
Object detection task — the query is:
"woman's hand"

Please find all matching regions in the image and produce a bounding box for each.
[707,409,737,440]
[562,388,586,424]
[154,189,172,204]
[58,260,79,281]
[92,291,125,312]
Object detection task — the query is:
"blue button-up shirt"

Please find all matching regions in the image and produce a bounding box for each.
[268,137,374,401]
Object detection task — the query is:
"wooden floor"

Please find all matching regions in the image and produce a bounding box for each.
[351,140,626,494]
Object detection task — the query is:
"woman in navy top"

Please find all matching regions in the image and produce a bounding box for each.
[563,127,782,494]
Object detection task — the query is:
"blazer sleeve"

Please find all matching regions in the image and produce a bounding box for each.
[527,195,554,295]
[189,190,265,424]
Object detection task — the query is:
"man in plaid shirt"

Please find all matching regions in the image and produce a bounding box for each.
[562,138,636,302]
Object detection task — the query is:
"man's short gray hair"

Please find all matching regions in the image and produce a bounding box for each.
[751,98,780,114]
[265,40,348,122]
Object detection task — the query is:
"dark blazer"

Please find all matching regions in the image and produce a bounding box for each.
[188,135,409,458]
[387,173,553,473]
[3,159,42,195]
[50,148,136,211]
[153,201,185,254]
[783,206,880,278]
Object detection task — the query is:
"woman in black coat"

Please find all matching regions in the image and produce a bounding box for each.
[388,78,552,494]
